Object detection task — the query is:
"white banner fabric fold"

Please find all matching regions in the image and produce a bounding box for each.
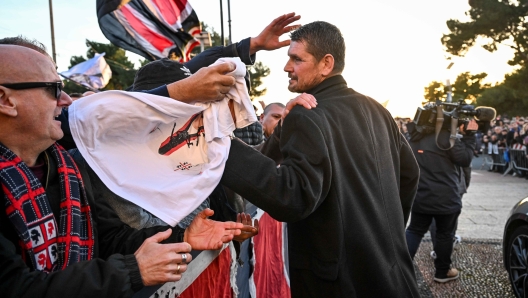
[69,84,254,225]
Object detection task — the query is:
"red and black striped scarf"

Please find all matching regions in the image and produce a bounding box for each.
[0,143,94,272]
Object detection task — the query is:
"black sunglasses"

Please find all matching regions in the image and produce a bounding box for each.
[0,82,63,100]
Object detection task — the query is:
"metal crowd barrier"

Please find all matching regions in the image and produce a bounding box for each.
[479,147,513,176]
[510,148,528,174]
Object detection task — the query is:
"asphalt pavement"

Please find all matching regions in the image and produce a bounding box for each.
[413,155,528,297]
[457,155,528,239]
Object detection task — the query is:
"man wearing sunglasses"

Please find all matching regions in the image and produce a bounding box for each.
[0,44,247,298]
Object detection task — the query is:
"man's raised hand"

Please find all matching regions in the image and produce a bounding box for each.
[184,208,244,250]
[250,12,301,55]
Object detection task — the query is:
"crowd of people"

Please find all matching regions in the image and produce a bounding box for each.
[8,8,515,298]
[0,10,414,297]
[478,116,528,177]
[397,115,528,177]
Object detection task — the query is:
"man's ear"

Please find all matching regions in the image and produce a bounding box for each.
[0,87,18,117]
[320,54,335,77]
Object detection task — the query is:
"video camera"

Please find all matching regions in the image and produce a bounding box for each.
[413,99,496,135]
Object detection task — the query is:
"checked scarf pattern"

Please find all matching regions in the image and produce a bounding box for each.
[0,143,94,272]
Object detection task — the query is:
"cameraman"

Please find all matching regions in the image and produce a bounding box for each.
[405,118,476,283]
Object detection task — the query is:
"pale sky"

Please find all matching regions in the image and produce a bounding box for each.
[1,0,518,117]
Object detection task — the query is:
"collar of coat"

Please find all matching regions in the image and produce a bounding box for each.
[306,75,347,96]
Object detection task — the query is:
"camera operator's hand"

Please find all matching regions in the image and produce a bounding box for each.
[460,119,478,135]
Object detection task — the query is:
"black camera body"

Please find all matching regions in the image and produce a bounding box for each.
[413,100,496,135]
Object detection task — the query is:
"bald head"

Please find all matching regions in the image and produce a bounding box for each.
[0,45,70,167]
[0,45,57,84]
[260,102,285,138]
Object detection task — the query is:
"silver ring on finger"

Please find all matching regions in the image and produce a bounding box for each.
[181,253,187,264]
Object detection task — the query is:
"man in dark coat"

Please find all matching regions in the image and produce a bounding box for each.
[221,21,421,297]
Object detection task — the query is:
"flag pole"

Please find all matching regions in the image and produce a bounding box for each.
[48,0,57,63]
[219,0,225,46]
[227,0,232,45]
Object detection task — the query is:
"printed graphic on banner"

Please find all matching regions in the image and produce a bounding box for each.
[146,112,206,173]
[159,113,205,156]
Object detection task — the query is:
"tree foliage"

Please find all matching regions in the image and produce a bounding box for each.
[452,72,491,102]
[423,81,447,103]
[423,72,489,104]
[441,0,528,67]
[478,67,528,116]
[63,40,137,94]
[435,0,528,115]
[247,61,270,99]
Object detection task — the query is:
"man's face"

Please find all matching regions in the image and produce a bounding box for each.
[494,126,502,134]
[284,41,325,93]
[260,104,284,138]
[5,50,72,148]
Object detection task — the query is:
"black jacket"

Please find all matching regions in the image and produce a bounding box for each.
[0,148,185,298]
[222,75,420,297]
[408,123,476,214]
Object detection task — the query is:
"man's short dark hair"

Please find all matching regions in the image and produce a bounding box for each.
[0,36,48,55]
[290,21,345,74]
[263,102,285,115]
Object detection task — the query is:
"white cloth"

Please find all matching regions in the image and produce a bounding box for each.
[69,57,257,226]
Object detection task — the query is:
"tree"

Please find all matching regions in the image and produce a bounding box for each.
[248,61,270,99]
[441,0,528,67]
[423,72,489,103]
[423,81,446,103]
[452,72,491,103]
[63,40,137,94]
[477,67,528,116]
[439,1,528,114]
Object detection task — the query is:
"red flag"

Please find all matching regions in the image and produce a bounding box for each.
[250,210,291,298]
[96,0,201,62]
